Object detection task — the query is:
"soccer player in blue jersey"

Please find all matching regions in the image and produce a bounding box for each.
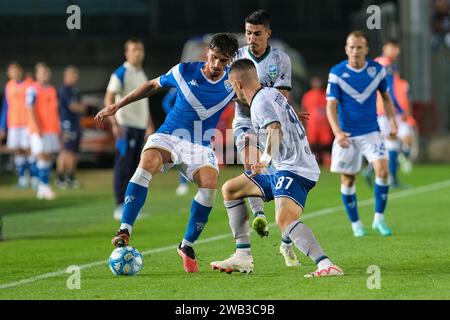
[326,31,398,237]
[95,33,239,273]
[210,59,343,277]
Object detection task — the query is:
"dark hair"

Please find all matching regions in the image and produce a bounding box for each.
[347,30,369,44]
[384,38,400,46]
[229,58,256,74]
[124,37,144,52]
[208,33,239,58]
[245,9,270,28]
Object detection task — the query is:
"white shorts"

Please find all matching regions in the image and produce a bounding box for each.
[30,133,60,155]
[378,115,413,140]
[142,133,219,181]
[330,131,388,174]
[6,127,30,150]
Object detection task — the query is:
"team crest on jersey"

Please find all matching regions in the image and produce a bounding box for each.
[367,67,377,78]
[268,64,277,77]
[224,80,233,93]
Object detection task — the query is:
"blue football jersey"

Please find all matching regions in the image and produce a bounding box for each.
[157,62,236,146]
[326,59,389,137]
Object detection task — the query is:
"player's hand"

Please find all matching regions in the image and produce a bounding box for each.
[95,104,119,122]
[389,119,398,139]
[0,129,5,142]
[297,111,310,122]
[251,161,269,176]
[336,130,351,148]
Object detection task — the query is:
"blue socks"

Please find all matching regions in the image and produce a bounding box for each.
[341,185,359,223]
[37,160,51,185]
[374,177,390,214]
[120,168,152,233]
[183,199,212,244]
[14,155,27,178]
[183,188,216,246]
[388,150,399,184]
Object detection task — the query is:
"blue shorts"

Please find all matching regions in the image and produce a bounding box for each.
[244,170,316,208]
[62,130,81,153]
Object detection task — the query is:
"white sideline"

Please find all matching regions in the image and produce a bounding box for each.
[1,179,450,290]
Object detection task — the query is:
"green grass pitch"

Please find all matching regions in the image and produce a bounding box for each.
[0,164,449,299]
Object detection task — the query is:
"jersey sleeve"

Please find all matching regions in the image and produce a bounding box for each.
[253,97,280,129]
[326,68,341,102]
[25,87,37,108]
[106,65,126,94]
[157,63,181,88]
[273,52,292,90]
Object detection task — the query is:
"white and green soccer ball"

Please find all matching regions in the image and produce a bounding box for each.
[109,246,143,276]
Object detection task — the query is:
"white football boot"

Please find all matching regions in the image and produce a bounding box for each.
[279,244,301,267]
[210,252,254,274]
[37,184,56,200]
[175,183,189,196]
[304,265,344,278]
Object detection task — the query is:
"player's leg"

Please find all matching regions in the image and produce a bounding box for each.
[7,128,28,188]
[371,158,392,236]
[341,173,366,237]
[56,149,68,188]
[236,130,268,237]
[397,120,413,174]
[210,173,263,274]
[330,137,365,236]
[177,166,219,273]
[112,146,170,247]
[272,172,343,277]
[386,138,401,187]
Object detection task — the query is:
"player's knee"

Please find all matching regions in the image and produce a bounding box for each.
[341,174,356,187]
[139,149,163,174]
[222,180,239,201]
[375,166,389,179]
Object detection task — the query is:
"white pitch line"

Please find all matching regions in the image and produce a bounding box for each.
[1,179,450,290]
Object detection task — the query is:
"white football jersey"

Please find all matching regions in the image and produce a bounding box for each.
[233,45,292,129]
[251,87,320,182]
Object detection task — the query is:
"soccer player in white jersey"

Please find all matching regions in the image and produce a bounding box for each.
[232,9,302,267]
[96,33,239,273]
[326,31,398,237]
[210,59,344,277]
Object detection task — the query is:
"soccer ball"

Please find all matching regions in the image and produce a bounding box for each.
[109,246,143,276]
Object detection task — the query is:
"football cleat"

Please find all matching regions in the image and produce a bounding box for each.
[372,221,393,236]
[252,212,269,237]
[353,225,367,237]
[177,243,199,273]
[210,253,254,274]
[112,229,130,247]
[279,244,301,267]
[36,184,56,200]
[304,265,344,278]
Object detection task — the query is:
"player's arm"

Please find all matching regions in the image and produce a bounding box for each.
[380,91,398,138]
[95,78,162,122]
[26,87,42,136]
[326,99,349,148]
[251,121,283,176]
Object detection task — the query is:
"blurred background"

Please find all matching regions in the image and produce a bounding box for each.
[0,0,449,170]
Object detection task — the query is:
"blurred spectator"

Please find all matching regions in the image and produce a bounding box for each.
[301,77,333,166]
[105,38,155,220]
[56,66,86,189]
[26,62,60,200]
[432,0,450,50]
